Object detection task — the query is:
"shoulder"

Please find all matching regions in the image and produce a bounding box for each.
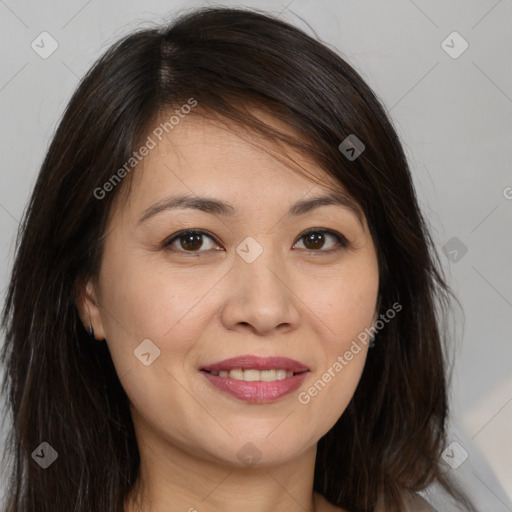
[314,491,436,512]
[402,493,436,511]
[314,492,348,512]
[373,490,437,512]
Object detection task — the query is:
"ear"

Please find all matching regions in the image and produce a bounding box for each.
[74,277,106,340]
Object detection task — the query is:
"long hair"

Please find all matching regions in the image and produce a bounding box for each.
[1,6,476,511]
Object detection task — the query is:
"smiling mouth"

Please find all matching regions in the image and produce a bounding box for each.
[201,368,306,381]
[199,355,310,402]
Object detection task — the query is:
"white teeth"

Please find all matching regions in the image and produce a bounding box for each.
[277,369,288,380]
[229,369,244,380]
[209,369,295,381]
[243,369,260,381]
[260,369,277,381]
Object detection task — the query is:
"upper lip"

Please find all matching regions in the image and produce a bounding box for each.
[200,355,310,373]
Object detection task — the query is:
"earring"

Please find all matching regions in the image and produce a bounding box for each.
[369,333,376,348]
[89,325,95,340]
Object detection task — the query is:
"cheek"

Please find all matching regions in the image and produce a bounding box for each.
[295,352,366,450]
[95,248,220,445]
[292,263,377,436]
[309,262,379,351]
[97,241,224,378]
[98,240,192,337]
[296,320,369,446]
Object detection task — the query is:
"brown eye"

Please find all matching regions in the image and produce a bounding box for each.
[178,233,203,251]
[163,228,348,256]
[294,229,348,253]
[163,230,220,253]
[302,232,326,250]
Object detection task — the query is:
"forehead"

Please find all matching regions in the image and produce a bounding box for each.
[135,110,340,189]
[113,109,363,227]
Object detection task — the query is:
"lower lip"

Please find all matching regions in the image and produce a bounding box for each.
[201,371,309,403]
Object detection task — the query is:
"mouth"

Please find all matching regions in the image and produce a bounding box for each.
[202,368,303,381]
[200,355,310,403]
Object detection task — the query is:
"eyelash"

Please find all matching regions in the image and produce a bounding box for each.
[162,228,349,256]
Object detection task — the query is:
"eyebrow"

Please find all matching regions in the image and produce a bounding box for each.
[137,191,364,227]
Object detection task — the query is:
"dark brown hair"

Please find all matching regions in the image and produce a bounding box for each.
[1,6,476,512]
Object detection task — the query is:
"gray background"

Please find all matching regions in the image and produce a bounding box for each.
[0,0,510,510]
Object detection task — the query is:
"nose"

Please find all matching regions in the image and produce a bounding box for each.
[220,247,301,336]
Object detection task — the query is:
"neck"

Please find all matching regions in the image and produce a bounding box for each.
[125,425,319,512]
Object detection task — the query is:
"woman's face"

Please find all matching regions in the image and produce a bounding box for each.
[83,111,379,468]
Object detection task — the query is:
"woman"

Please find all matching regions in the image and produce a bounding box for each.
[1,6,477,512]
